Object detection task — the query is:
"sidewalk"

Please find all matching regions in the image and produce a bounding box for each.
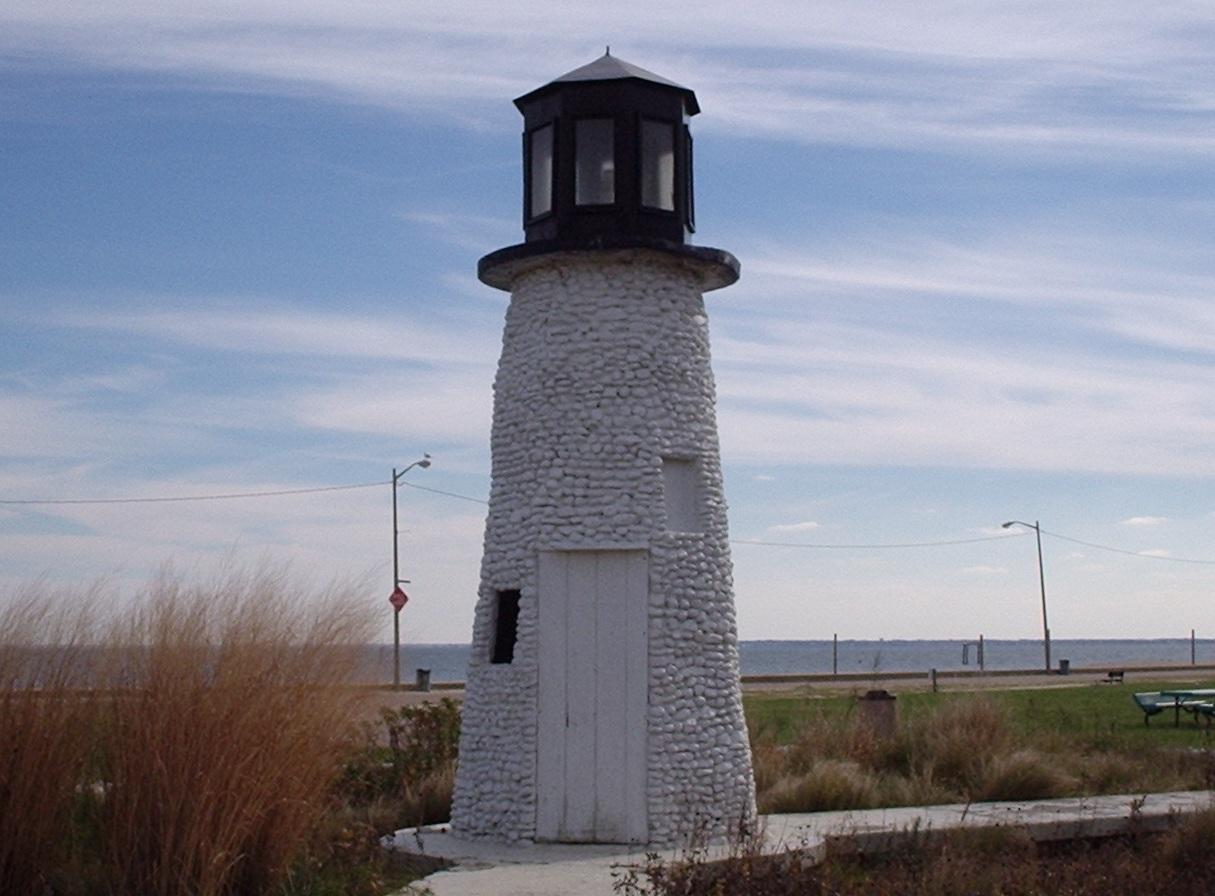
[390,790,1214,896]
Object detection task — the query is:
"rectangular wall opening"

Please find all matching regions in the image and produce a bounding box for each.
[491,589,521,664]
[661,457,703,533]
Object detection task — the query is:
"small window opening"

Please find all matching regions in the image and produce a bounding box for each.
[640,120,675,211]
[491,589,521,664]
[662,457,703,533]
[528,124,553,219]
[575,118,615,205]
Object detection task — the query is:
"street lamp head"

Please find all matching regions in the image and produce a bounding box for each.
[1001,521,1016,529]
[418,456,432,469]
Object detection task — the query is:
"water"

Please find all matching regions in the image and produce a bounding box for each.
[381,638,1215,684]
[738,639,1211,677]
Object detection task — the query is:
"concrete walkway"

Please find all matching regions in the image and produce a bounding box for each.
[390,790,1214,895]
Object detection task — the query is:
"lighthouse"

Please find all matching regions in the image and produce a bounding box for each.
[451,52,755,846]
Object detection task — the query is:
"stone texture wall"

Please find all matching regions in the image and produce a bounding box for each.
[451,248,755,845]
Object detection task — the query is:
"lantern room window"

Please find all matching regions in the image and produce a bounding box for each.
[684,126,695,232]
[640,119,675,211]
[528,124,554,220]
[575,118,615,205]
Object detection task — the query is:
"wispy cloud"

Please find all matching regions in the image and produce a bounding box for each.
[714,311,1215,473]
[43,305,500,365]
[739,233,1215,342]
[0,469,488,643]
[3,2,1214,642]
[767,520,820,533]
[2,2,1212,156]
[397,211,517,253]
[290,367,493,445]
[1121,516,1168,527]
[957,565,1007,575]
[707,225,1215,475]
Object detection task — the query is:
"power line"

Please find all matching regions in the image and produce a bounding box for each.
[736,529,1215,565]
[397,480,488,505]
[0,481,386,506]
[1041,528,1215,566]
[0,478,492,508]
[3,480,1213,565]
[731,534,1014,549]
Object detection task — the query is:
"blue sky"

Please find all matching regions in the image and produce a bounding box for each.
[2,3,1214,644]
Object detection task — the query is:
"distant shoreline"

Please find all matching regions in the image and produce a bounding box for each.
[362,662,1215,709]
[741,660,1215,685]
[370,638,1215,686]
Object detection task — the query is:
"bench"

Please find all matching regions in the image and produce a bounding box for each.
[1102,670,1125,684]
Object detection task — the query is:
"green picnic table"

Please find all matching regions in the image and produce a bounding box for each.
[1158,688,1215,727]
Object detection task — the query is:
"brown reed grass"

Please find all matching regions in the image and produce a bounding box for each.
[0,584,102,895]
[1,566,379,896]
[96,566,377,896]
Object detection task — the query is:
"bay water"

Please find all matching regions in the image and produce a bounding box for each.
[380,638,1215,684]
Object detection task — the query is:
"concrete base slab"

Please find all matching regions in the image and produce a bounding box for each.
[391,791,1215,896]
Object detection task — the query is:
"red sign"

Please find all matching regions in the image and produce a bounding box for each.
[389,586,408,611]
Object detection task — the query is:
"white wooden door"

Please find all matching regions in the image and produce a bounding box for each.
[536,550,648,843]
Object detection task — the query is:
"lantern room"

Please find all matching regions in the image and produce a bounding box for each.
[515,51,698,247]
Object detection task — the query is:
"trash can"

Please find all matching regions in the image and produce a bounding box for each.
[415,668,432,692]
[857,689,898,740]
[1058,659,1070,675]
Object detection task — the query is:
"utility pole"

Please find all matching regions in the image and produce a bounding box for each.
[1003,519,1051,673]
[390,455,431,688]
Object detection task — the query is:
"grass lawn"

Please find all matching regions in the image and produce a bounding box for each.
[743,679,1215,814]
[745,679,1215,749]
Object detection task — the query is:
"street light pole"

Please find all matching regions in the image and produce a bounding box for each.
[391,454,431,688]
[1003,519,1051,673]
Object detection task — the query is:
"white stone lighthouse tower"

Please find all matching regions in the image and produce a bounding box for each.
[451,53,755,846]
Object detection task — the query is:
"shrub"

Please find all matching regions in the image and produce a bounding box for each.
[908,697,1010,792]
[1073,750,1140,793]
[974,749,1074,802]
[343,698,462,828]
[758,760,879,813]
[750,740,788,795]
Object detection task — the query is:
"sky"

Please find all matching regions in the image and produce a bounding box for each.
[2,2,1214,645]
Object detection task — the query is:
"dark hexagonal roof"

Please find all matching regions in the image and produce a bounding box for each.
[514,51,699,115]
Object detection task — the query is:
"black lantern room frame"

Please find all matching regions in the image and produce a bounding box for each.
[518,70,697,246]
[478,54,738,292]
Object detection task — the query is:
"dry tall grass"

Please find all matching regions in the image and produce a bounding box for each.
[0,585,101,895]
[753,697,1082,813]
[617,810,1215,896]
[1,567,378,896]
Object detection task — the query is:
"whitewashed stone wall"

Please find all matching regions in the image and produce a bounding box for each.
[451,248,755,845]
